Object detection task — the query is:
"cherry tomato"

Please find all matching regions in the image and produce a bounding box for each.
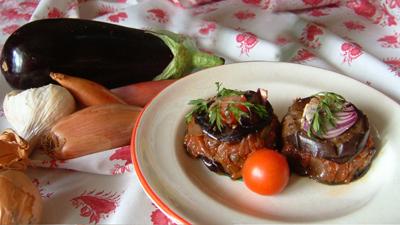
[242,149,290,195]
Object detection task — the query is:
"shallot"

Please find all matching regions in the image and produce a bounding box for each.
[51,72,126,107]
[42,104,142,159]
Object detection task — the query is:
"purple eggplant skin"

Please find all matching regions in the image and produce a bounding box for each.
[0,18,173,89]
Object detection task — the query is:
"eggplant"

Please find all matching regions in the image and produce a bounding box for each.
[281,96,375,184]
[194,90,273,142]
[281,97,370,163]
[0,19,224,89]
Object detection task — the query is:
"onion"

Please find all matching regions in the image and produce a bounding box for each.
[302,101,358,139]
[0,170,42,224]
[322,104,358,139]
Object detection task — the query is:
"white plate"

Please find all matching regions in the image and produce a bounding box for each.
[132,62,400,224]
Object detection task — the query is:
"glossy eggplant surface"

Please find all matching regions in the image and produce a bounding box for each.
[1,19,173,89]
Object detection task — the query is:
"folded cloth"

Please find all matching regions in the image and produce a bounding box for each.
[0,0,399,224]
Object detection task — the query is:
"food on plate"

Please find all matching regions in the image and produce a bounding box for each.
[0,18,224,90]
[184,83,280,179]
[242,149,289,195]
[111,79,176,107]
[281,92,376,184]
[42,104,141,159]
[50,72,126,107]
[3,84,76,150]
[0,129,30,170]
[0,170,42,225]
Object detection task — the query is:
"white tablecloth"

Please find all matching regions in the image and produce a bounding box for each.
[0,0,399,224]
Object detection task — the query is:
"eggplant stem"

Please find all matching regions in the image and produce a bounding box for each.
[149,30,224,80]
[192,51,225,69]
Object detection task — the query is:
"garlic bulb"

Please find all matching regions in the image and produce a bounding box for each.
[3,84,76,150]
[0,170,42,225]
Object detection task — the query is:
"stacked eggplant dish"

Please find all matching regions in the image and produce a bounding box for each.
[184,85,378,195]
[184,83,280,180]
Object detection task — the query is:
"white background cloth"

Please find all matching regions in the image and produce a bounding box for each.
[0,0,399,224]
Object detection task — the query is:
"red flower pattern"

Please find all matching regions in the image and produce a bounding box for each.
[2,24,19,34]
[309,9,329,17]
[0,1,399,224]
[347,0,376,18]
[97,4,116,17]
[378,33,400,48]
[384,58,400,76]
[199,22,217,35]
[32,178,54,199]
[242,0,270,9]
[236,32,259,56]
[151,204,177,225]
[386,0,400,8]
[19,0,39,9]
[341,42,363,64]
[300,23,324,48]
[347,1,397,27]
[108,12,128,23]
[41,159,65,168]
[381,4,397,26]
[234,10,256,20]
[47,7,64,18]
[67,2,79,10]
[242,0,261,4]
[291,48,315,62]
[275,36,289,45]
[303,0,323,6]
[168,0,185,8]
[147,8,169,23]
[71,190,121,224]
[1,8,31,21]
[109,146,132,175]
[343,21,366,31]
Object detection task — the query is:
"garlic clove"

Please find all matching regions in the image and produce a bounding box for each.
[0,170,42,225]
[0,129,30,170]
[3,84,76,150]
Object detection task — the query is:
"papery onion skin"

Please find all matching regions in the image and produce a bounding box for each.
[0,129,30,170]
[0,170,42,225]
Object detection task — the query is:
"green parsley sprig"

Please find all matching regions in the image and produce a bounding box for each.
[307,92,346,137]
[185,83,268,131]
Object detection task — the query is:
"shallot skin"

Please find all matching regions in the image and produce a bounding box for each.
[43,104,142,159]
[111,79,176,107]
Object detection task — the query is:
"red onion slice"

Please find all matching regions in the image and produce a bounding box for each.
[322,104,358,139]
[302,101,358,139]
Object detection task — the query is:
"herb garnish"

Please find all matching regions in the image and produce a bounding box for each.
[185,82,268,131]
[306,92,346,137]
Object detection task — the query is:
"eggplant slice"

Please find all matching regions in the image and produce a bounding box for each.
[184,90,280,179]
[281,97,377,184]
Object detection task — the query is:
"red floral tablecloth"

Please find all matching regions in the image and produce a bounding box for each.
[0,0,399,224]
